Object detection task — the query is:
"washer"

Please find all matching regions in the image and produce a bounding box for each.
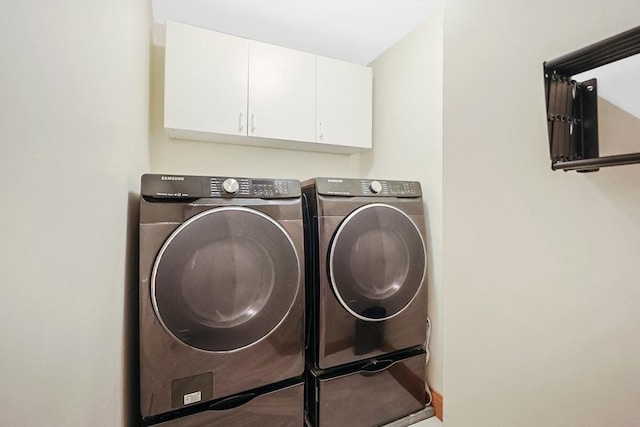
[303,177,428,370]
[139,174,305,420]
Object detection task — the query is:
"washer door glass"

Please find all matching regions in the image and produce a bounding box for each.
[152,207,300,352]
[329,203,426,321]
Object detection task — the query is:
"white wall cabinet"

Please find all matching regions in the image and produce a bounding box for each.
[164,21,249,136]
[164,21,372,153]
[316,56,372,149]
[248,40,316,143]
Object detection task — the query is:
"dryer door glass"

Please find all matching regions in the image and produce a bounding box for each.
[329,203,426,321]
[151,207,300,351]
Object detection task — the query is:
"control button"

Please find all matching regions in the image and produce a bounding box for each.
[369,180,383,194]
[222,178,239,194]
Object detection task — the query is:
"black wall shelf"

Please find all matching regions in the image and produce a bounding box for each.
[543,25,640,172]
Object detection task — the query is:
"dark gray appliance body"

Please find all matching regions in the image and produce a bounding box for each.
[149,380,304,427]
[305,350,427,427]
[139,174,305,420]
[303,177,428,370]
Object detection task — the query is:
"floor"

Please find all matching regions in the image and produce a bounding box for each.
[412,416,442,427]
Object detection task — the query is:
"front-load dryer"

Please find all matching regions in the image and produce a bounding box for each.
[139,174,305,420]
[303,177,428,370]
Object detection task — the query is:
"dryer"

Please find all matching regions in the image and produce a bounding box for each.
[139,174,305,420]
[303,177,428,370]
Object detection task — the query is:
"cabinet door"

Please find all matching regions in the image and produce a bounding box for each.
[248,41,316,143]
[164,21,248,136]
[316,56,372,148]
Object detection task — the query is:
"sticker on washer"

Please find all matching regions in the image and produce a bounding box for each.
[183,391,202,405]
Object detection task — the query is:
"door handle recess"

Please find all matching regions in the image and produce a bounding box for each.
[358,359,395,377]
[207,393,256,411]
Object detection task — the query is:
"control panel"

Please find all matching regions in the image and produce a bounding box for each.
[141,174,300,199]
[314,177,421,197]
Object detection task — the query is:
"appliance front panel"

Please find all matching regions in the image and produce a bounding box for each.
[141,174,301,199]
[152,382,303,427]
[315,352,426,427]
[139,205,305,418]
[316,213,427,369]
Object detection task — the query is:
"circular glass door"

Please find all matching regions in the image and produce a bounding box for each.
[151,206,300,352]
[329,203,426,321]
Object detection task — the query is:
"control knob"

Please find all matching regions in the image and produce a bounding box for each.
[369,180,383,194]
[222,178,239,194]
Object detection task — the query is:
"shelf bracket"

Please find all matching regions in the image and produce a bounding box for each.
[543,25,640,172]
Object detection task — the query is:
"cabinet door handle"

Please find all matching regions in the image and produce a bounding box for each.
[251,113,255,133]
[319,120,323,140]
[239,112,244,132]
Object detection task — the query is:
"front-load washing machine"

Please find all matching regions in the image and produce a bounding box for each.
[139,174,305,420]
[303,177,428,370]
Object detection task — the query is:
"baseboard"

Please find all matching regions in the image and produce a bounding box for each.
[431,389,443,421]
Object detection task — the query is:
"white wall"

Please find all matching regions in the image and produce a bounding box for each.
[362,9,444,395]
[0,2,150,426]
[149,46,360,179]
[598,97,640,157]
[443,2,640,426]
